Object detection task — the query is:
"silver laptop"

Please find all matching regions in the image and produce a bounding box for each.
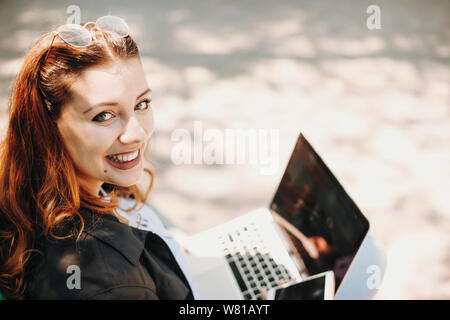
[184,133,370,300]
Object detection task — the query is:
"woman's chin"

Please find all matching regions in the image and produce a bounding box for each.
[109,179,140,188]
[108,174,143,188]
[105,166,144,188]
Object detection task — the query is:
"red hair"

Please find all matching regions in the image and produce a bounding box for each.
[0,24,153,299]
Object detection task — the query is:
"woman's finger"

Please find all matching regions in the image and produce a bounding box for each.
[259,286,267,300]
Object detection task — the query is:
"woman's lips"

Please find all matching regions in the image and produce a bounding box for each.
[105,149,141,170]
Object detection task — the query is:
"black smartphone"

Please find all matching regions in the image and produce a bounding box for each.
[267,271,335,300]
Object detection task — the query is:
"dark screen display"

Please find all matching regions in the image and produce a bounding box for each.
[274,276,326,300]
[270,134,369,291]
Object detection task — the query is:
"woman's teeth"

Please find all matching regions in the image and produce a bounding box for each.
[107,150,139,163]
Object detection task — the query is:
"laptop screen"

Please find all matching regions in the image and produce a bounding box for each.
[270,133,369,292]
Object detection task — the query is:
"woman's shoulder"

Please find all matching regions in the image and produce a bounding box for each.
[25,208,157,299]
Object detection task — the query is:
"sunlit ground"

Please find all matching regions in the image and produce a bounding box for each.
[0,0,449,299]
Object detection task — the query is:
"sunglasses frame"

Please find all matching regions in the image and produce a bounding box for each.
[42,15,130,65]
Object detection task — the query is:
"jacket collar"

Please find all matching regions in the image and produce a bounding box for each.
[79,206,147,266]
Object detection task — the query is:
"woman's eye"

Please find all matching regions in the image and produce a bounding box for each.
[92,111,115,122]
[135,99,151,111]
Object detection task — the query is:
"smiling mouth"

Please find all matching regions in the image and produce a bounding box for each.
[105,150,140,170]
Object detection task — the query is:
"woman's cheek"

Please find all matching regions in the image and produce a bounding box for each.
[144,114,155,137]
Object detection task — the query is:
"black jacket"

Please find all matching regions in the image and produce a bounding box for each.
[24,206,194,300]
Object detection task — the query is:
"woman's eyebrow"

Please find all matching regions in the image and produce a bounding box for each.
[83,88,152,114]
[136,88,152,100]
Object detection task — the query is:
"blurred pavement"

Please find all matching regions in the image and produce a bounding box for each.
[0,0,449,299]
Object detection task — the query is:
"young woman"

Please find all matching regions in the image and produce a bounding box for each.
[0,16,195,300]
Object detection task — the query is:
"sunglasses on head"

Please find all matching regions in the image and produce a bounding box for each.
[42,15,130,64]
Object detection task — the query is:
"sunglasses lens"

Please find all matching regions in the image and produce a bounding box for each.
[96,15,130,38]
[57,24,92,47]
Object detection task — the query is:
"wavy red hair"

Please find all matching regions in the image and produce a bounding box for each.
[0,24,153,299]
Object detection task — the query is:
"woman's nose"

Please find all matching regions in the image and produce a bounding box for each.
[119,116,148,145]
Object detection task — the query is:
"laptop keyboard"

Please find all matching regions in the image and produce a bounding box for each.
[218,222,294,300]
